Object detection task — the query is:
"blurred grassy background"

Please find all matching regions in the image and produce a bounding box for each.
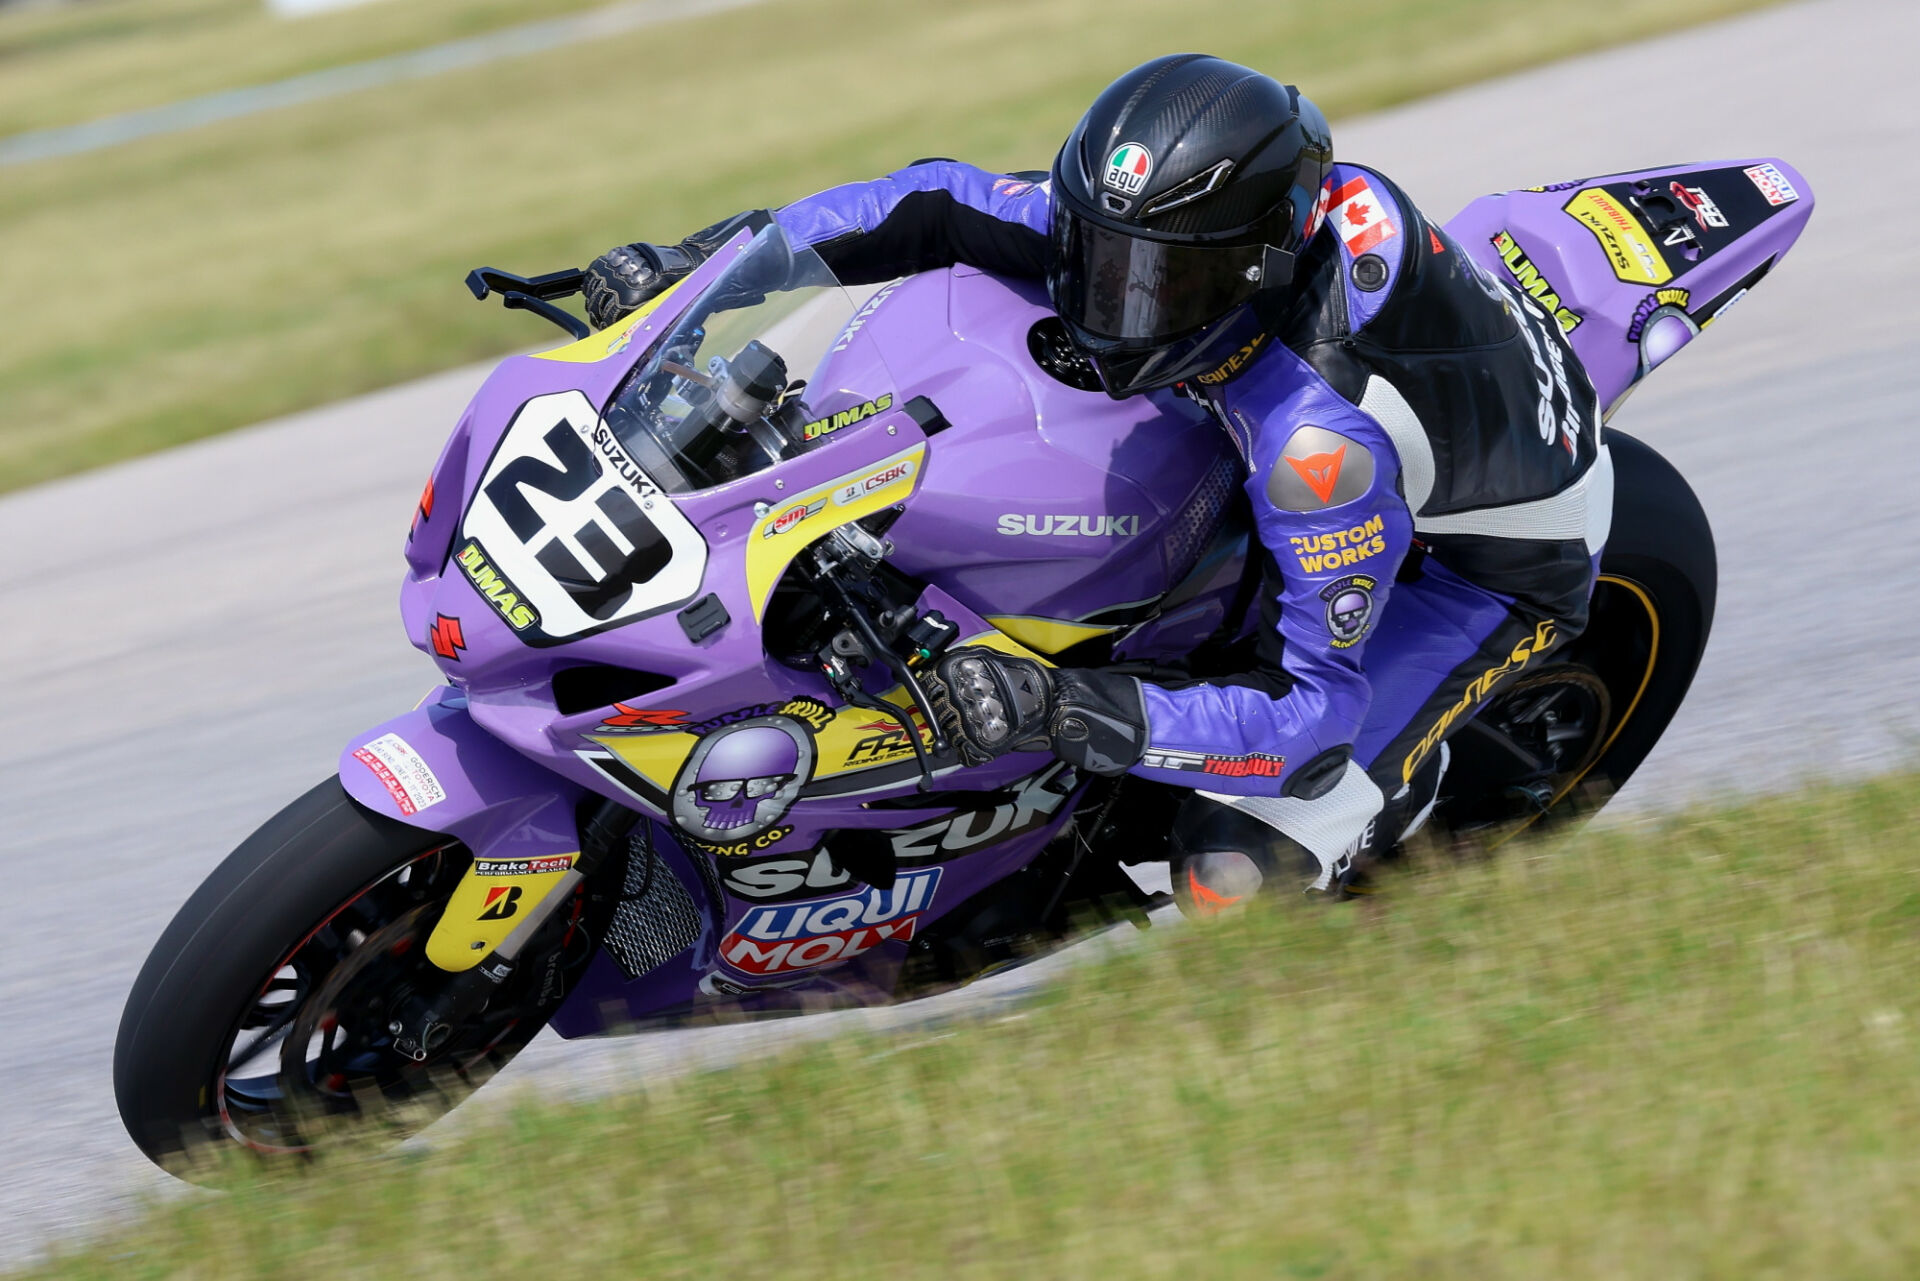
[0,0,617,134]
[28,774,1920,1279]
[0,0,1786,493]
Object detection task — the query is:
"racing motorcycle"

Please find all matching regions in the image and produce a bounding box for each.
[116,158,1813,1174]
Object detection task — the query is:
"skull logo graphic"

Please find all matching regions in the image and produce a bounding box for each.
[1320,574,1378,650]
[670,716,815,841]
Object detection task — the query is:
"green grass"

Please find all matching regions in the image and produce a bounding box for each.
[0,0,623,136]
[30,774,1920,1278]
[0,0,1790,493]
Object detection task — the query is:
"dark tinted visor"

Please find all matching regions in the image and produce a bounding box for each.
[1051,210,1267,343]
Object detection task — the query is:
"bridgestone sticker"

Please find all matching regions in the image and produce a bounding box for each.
[352,732,447,816]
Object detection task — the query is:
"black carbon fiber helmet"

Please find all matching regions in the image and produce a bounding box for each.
[1047,54,1334,398]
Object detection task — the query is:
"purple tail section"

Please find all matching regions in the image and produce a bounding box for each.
[1447,158,1814,413]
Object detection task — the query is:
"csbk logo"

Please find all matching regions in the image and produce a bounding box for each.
[997,514,1141,537]
[832,458,916,507]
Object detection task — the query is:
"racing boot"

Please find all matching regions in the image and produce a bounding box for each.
[1169,742,1450,911]
[1168,794,1351,914]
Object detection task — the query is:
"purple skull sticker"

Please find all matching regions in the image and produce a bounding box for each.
[1320,573,1378,650]
[670,716,816,841]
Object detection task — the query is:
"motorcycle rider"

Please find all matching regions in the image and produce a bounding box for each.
[581,54,1608,908]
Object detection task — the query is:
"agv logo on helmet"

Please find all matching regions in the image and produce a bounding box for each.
[1104,143,1153,195]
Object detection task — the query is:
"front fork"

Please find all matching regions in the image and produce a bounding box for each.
[339,691,641,1060]
[388,802,640,1060]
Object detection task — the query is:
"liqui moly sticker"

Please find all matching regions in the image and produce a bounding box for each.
[720,867,941,976]
[352,732,447,816]
[1328,175,1398,256]
[1743,163,1799,206]
[1105,142,1153,195]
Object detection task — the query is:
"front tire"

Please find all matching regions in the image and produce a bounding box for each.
[114,778,598,1176]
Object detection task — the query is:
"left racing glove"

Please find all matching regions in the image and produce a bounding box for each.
[926,647,1148,775]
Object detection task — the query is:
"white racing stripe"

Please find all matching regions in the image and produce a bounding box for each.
[1413,442,1614,547]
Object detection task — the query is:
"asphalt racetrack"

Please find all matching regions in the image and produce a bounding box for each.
[2,0,1914,1259]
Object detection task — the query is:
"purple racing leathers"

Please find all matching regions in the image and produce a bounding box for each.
[774,160,1607,872]
[776,161,1052,282]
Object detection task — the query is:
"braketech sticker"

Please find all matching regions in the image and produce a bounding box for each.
[351,733,447,816]
[473,855,575,877]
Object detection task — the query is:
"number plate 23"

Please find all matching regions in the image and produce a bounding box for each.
[461,392,708,643]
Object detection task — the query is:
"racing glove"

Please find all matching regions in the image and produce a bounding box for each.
[582,242,700,331]
[582,211,775,330]
[926,647,1148,776]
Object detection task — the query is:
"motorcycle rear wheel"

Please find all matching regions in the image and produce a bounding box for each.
[1434,429,1716,841]
[114,778,599,1178]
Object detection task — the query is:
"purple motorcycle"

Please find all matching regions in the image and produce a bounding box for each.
[116,158,1812,1174]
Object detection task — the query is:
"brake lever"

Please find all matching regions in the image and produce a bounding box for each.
[465,266,586,301]
[464,267,592,340]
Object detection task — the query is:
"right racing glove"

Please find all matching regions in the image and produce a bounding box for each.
[581,211,774,331]
[582,242,699,331]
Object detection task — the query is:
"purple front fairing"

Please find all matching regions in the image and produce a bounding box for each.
[367,226,1196,1031]
[1446,158,1815,413]
[339,688,584,860]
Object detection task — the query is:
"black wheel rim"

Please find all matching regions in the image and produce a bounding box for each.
[1439,664,1613,842]
[213,845,586,1153]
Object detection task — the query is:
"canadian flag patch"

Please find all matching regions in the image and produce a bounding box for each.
[1328,175,1398,257]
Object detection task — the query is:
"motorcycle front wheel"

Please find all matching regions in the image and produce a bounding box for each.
[114,777,603,1178]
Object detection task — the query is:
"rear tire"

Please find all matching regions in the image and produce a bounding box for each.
[1434,430,1715,838]
[1572,429,1716,792]
[114,778,597,1176]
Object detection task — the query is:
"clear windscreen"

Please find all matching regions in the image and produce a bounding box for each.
[604,223,885,493]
